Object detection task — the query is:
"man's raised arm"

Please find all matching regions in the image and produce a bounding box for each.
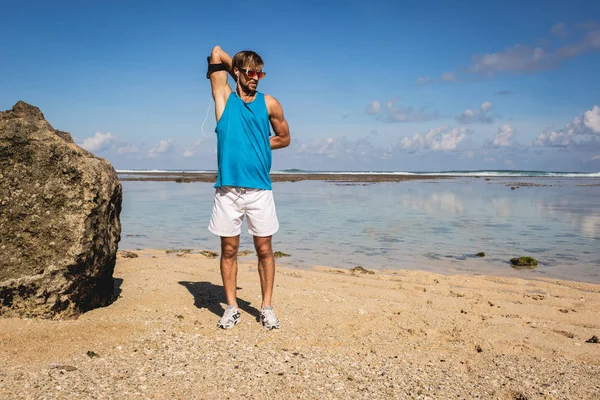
[208,46,233,122]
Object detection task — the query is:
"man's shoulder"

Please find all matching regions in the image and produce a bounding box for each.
[263,93,282,111]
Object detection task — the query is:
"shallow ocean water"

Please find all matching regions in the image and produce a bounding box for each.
[120,177,600,283]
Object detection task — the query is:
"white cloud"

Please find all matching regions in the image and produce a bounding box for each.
[584,105,600,133]
[390,105,438,122]
[577,20,598,31]
[421,23,600,82]
[469,44,550,75]
[469,27,600,76]
[116,145,139,155]
[183,137,213,157]
[535,105,600,147]
[481,101,493,112]
[148,139,173,158]
[586,155,600,161]
[295,136,376,160]
[367,99,438,123]
[456,101,494,124]
[394,126,471,153]
[551,22,567,39]
[366,100,381,115]
[417,76,431,85]
[80,132,115,152]
[489,124,515,148]
[441,72,457,82]
[534,126,577,147]
[418,72,457,85]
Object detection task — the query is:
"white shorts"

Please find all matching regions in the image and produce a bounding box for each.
[208,186,279,237]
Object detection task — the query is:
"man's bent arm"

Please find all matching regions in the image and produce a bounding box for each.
[209,46,233,122]
[266,95,290,150]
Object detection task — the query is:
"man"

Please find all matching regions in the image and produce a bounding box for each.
[206,46,290,329]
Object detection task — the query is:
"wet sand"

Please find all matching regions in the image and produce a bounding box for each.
[1,250,599,399]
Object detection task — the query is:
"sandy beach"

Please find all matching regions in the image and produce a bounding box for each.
[1,250,599,399]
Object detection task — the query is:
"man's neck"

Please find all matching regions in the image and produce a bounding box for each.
[236,85,257,102]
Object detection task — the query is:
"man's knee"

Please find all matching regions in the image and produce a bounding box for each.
[255,241,273,260]
[221,243,239,259]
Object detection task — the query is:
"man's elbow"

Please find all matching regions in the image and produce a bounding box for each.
[283,135,291,148]
[210,46,222,63]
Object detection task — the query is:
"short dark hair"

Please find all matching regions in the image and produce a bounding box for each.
[232,50,264,71]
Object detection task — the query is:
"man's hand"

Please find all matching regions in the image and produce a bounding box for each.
[266,95,290,150]
[209,46,233,122]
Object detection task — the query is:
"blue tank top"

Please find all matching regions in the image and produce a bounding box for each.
[214,91,272,190]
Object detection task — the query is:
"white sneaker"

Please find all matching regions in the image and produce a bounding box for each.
[217,305,240,329]
[260,306,280,330]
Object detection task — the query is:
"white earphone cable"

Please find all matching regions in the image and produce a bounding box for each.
[201,97,213,137]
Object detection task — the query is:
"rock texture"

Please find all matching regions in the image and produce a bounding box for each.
[0,101,122,318]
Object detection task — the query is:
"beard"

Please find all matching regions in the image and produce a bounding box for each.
[239,80,257,95]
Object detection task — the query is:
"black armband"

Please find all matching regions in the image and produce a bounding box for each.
[206,56,228,79]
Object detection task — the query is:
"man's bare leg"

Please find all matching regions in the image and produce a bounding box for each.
[253,235,275,308]
[220,235,240,307]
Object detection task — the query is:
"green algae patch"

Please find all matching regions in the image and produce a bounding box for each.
[164,249,192,254]
[349,266,375,275]
[274,251,291,259]
[510,256,538,269]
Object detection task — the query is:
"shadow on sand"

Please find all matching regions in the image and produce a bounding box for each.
[178,281,260,321]
[113,277,123,299]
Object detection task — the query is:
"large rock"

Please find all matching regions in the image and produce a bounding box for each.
[0,101,122,318]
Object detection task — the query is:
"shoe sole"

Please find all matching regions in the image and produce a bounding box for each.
[217,319,240,329]
[261,320,280,330]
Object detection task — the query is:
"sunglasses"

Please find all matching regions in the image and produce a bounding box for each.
[239,68,266,79]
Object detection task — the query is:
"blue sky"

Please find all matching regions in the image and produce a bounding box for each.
[1,0,600,172]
